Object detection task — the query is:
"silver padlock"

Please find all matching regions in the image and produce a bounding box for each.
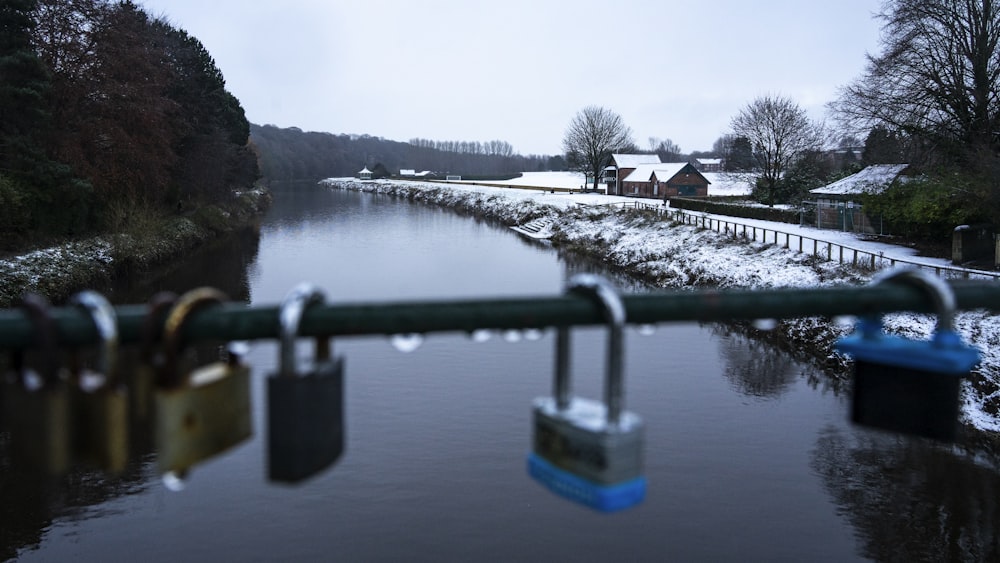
[69,290,129,474]
[528,274,646,512]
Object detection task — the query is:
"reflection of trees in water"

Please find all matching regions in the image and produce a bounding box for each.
[812,427,1000,562]
[710,323,849,399]
[104,227,260,304]
[0,447,152,561]
[560,252,653,293]
[712,325,799,398]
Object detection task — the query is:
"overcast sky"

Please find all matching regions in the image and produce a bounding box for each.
[138,0,884,156]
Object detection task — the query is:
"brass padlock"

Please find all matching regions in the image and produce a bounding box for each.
[155,288,253,477]
[68,290,129,474]
[2,293,71,475]
[268,283,345,483]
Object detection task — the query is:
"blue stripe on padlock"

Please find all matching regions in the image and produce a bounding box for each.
[527,453,646,513]
[835,319,980,375]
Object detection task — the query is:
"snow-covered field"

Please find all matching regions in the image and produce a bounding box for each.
[470,170,753,197]
[323,174,1000,437]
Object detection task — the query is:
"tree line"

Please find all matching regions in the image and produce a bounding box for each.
[251,124,565,182]
[0,0,257,247]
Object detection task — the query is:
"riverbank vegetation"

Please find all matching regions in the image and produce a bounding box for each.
[0,0,259,251]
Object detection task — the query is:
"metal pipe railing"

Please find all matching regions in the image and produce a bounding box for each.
[1,280,999,349]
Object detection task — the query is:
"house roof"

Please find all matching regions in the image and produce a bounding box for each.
[359,166,371,174]
[612,153,661,169]
[809,164,909,196]
[622,162,710,184]
[696,158,722,165]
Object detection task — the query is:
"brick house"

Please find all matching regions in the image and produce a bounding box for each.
[604,154,662,195]
[621,162,710,199]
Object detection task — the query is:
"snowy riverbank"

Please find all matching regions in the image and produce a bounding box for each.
[0,188,270,307]
[322,177,1000,441]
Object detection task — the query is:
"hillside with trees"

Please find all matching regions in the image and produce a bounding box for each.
[0,0,258,249]
[250,124,564,182]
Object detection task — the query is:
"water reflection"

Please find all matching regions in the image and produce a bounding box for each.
[713,325,799,398]
[104,227,260,304]
[813,427,1000,561]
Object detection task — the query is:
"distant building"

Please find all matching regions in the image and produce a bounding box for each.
[604,154,662,195]
[358,166,373,180]
[695,158,723,172]
[808,164,910,233]
[621,162,710,199]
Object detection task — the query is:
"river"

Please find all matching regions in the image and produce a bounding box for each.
[4,183,999,561]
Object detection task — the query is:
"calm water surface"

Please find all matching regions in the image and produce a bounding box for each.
[6,184,1000,562]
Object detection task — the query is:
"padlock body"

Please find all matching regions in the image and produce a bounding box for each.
[2,380,71,475]
[268,357,345,483]
[156,363,252,474]
[836,329,979,442]
[852,361,962,441]
[529,397,645,512]
[73,381,129,473]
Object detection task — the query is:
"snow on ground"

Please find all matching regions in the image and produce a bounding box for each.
[324,175,1000,437]
[462,170,753,198]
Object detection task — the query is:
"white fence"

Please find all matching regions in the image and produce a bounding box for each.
[612,201,1000,280]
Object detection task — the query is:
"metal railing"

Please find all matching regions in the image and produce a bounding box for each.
[1,281,999,348]
[610,202,1000,280]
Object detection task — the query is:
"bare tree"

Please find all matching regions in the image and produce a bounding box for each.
[649,137,683,161]
[831,0,1000,166]
[829,0,1000,223]
[730,95,824,206]
[562,106,633,191]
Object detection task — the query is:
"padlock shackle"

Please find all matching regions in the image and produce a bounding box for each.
[70,290,119,386]
[873,268,956,333]
[141,292,178,363]
[161,288,229,389]
[17,293,60,387]
[278,283,327,378]
[565,274,627,426]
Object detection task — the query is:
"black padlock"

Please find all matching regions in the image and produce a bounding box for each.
[268,283,345,484]
[835,268,980,442]
[528,274,645,512]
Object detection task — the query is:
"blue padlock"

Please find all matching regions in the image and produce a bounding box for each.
[835,268,980,442]
[528,274,646,513]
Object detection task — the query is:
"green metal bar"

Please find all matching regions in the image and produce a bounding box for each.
[0,280,998,349]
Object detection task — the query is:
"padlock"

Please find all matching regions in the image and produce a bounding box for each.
[130,292,178,428]
[155,288,253,476]
[267,283,345,483]
[2,293,72,475]
[527,274,646,512]
[68,290,129,473]
[835,268,980,442]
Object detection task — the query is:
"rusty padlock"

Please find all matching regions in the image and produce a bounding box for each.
[154,288,252,477]
[2,293,71,475]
